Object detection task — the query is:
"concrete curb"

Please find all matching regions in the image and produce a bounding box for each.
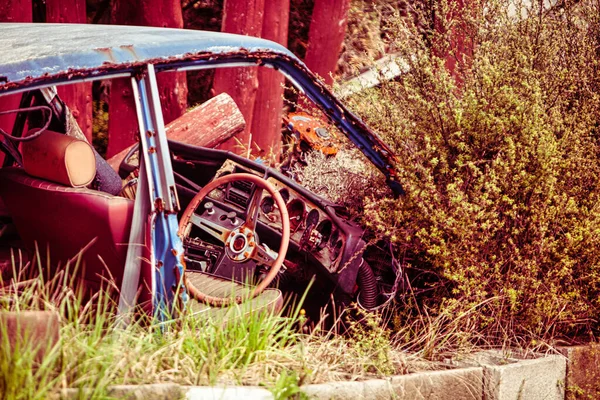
[58,368,485,400]
[57,383,184,400]
[57,348,597,400]
[186,386,273,399]
[302,368,483,400]
[449,350,566,400]
[482,355,565,400]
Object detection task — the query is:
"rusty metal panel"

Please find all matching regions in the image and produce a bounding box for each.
[0,23,294,90]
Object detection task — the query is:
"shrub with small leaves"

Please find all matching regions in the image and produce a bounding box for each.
[347,0,600,343]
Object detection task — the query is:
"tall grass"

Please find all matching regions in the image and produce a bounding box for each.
[0,252,425,399]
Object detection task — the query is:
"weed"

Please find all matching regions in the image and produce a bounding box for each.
[270,370,308,400]
[0,252,430,396]
[345,308,395,375]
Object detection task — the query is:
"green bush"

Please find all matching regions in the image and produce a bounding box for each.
[348,0,600,343]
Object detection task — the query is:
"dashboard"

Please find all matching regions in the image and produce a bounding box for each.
[206,160,346,273]
[120,140,368,295]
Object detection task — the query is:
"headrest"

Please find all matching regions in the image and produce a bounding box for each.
[22,129,96,187]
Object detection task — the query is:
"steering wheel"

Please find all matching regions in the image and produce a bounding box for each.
[179,173,290,306]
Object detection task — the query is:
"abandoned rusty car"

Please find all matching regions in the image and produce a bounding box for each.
[0,23,403,320]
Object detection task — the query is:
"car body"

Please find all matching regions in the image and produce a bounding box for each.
[0,23,401,319]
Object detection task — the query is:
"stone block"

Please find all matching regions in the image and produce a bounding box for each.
[390,368,483,400]
[58,384,184,400]
[482,356,565,400]
[302,367,483,399]
[302,381,366,399]
[0,310,60,362]
[559,344,600,399]
[452,350,566,400]
[186,386,274,400]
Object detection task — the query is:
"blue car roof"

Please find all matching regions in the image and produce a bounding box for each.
[0,23,297,89]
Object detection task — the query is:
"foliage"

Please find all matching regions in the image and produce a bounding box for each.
[270,370,308,400]
[345,309,395,375]
[338,0,406,79]
[347,0,600,344]
[92,99,109,157]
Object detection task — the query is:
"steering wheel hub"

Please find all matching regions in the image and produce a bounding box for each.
[226,226,256,261]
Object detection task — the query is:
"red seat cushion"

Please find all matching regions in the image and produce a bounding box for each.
[0,167,133,290]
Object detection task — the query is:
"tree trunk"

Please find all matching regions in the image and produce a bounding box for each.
[213,0,265,154]
[106,79,137,158]
[250,0,289,159]
[45,0,93,142]
[0,1,32,165]
[304,0,350,86]
[107,0,187,158]
[0,0,30,22]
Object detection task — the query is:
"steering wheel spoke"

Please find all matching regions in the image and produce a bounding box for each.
[189,213,232,243]
[245,185,264,231]
[253,243,279,267]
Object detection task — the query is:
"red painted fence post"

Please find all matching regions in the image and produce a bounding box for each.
[303,0,351,87]
[433,0,474,84]
[0,0,32,155]
[212,0,265,154]
[250,0,290,158]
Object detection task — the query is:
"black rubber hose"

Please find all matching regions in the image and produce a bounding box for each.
[357,260,379,310]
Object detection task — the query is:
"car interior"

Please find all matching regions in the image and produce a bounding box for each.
[0,78,388,319]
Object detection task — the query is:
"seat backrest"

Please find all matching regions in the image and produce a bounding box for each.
[0,167,133,290]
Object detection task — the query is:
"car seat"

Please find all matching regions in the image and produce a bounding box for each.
[0,130,134,292]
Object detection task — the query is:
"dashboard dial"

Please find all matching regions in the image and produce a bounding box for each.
[315,220,332,250]
[332,239,343,261]
[300,209,320,250]
[306,209,319,228]
[260,196,275,214]
[287,199,305,232]
[329,229,339,246]
[279,188,290,203]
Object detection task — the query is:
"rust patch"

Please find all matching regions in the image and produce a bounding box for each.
[120,44,140,59]
[94,47,117,63]
[155,198,164,213]
[1,50,290,93]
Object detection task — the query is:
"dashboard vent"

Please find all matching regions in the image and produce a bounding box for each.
[232,179,254,193]
[224,166,258,208]
[226,188,250,208]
